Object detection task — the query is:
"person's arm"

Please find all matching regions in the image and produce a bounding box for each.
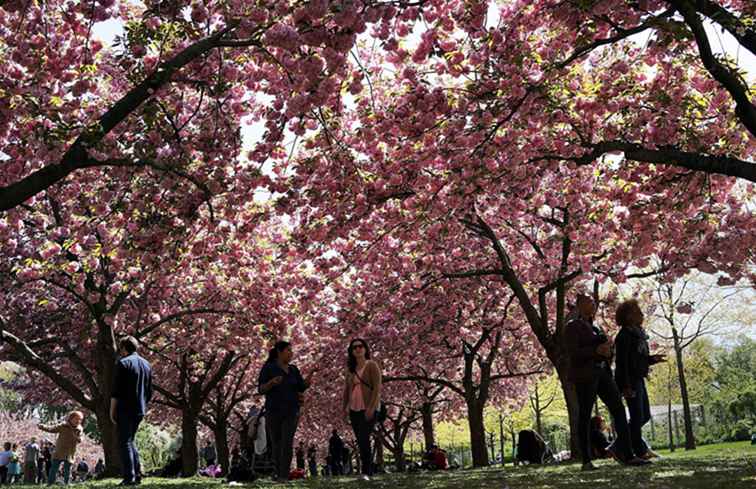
[110,360,124,423]
[295,366,308,392]
[145,363,153,405]
[342,372,351,414]
[38,423,63,433]
[366,362,382,417]
[258,364,281,394]
[614,332,632,394]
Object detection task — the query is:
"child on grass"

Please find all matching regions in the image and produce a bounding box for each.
[39,411,84,485]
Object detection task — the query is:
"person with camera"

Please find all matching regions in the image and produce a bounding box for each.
[566,294,649,471]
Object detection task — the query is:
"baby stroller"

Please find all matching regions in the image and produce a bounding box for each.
[228,407,274,482]
[516,430,555,465]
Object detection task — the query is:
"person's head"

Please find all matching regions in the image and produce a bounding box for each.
[576,293,596,320]
[591,415,605,432]
[30,437,37,444]
[67,410,84,427]
[332,429,338,436]
[119,336,139,356]
[347,338,371,372]
[4,442,10,451]
[267,340,292,364]
[616,299,644,329]
[11,443,17,450]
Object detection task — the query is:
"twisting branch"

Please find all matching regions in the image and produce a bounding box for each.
[669,0,756,138]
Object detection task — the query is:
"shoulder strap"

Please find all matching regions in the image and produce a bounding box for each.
[353,366,372,390]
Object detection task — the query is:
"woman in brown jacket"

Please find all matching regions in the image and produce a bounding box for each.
[343,338,381,481]
[39,411,84,485]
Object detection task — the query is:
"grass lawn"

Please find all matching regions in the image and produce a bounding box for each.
[14,441,756,489]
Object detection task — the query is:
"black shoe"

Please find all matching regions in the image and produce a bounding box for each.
[624,457,652,466]
[118,481,138,486]
[581,462,598,471]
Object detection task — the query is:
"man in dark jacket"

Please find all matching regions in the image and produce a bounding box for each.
[614,299,665,459]
[566,294,648,471]
[110,336,152,486]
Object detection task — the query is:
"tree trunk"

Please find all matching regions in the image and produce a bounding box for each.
[667,370,675,452]
[95,403,122,477]
[673,331,696,450]
[533,387,543,436]
[181,411,199,477]
[556,365,580,458]
[213,421,229,476]
[498,414,505,466]
[375,431,384,473]
[421,403,435,450]
[466,400,489,467]
[392,447,406,472]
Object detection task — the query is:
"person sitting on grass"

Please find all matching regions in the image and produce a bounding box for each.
[590,416,612,459]
[38,411,85,485]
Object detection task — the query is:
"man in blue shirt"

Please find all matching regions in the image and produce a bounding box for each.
[110,336,152,486]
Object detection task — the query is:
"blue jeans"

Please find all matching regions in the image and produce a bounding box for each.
[47,459,71,485]
[117,414,144,483]
[626,379,652,456]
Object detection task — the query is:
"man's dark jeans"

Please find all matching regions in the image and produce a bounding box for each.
[576,366,635,464]
[626,379,652,456]
[117,414,144,483]
[267,411,300,480]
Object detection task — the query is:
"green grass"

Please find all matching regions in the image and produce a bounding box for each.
[14,442,756,489]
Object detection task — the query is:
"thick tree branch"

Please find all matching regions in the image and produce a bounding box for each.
[0,321,95,409]
[533,140,756,182]
[0,21,251,212]
[670,0,756,138]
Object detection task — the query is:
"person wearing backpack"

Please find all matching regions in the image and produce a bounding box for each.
[342,338,382,481]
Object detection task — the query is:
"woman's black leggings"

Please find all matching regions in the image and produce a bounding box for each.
[350,410,376,475]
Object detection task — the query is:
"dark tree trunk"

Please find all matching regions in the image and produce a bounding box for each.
[375,431,385,473]
[213,421,230,476]
[92,320,121,477]
[421,403,435,450]
[467,400,489,467]
[392,448,406,472]
[555,361,580,458]
[498,414,506,466]
[668,402,675,451]
[672,330,696,450]
[181,411,199,477]
[95,404,122,477]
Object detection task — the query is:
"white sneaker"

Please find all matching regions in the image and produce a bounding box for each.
[359,474,370,481]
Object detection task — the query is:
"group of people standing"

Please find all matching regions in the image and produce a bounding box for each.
[7,292,663,485]
[257,338,382,482]
[568,294,665,471]
[0,434,103,485]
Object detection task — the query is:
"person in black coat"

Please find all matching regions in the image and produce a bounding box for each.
[614,299,666,459]
[110,336,153,486]
[328,430,344,476]
[257,341,312,483]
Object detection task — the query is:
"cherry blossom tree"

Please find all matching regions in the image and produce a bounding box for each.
[0,0,438,212]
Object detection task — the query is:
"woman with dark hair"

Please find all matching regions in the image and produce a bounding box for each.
[257,341,312,482]
[342,339,382,481]
[614,300,666,460]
